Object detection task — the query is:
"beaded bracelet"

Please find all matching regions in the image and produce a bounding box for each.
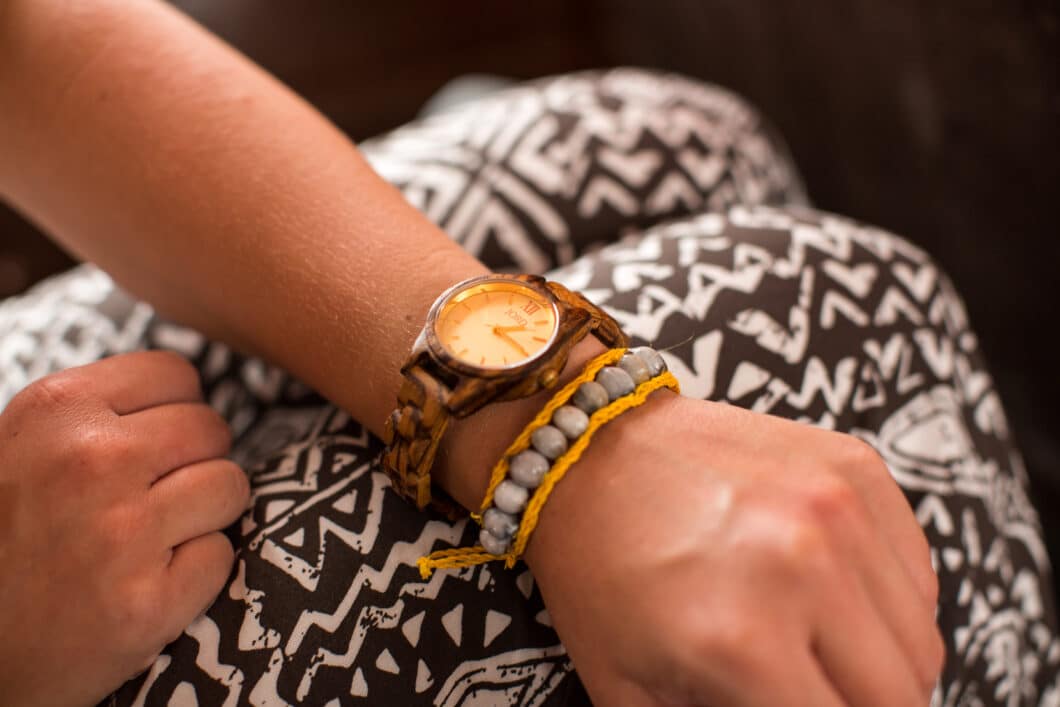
[417,346,680,578]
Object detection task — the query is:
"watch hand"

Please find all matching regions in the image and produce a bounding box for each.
[492,327,530,357]
[493,324,527,334]
[502,334,530,358]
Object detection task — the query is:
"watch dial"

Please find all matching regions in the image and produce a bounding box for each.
[435,282,558,369]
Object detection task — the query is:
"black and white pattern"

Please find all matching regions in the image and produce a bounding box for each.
[0,69,1055,705]
[363,68,806,274]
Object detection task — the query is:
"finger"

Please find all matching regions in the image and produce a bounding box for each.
[686,639,848,707]
[159,532,235,642]
[72,350,203,415]
[814,562,931,707]
[150,459,249,547]
[830,494,945,690]
[121,402,232,483]
[621,622,847,707]
[844,441,938,606]
[742,652,847,707]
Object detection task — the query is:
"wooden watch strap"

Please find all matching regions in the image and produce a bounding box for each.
[381,365,466,518]
[547,281,629,349]
[381,282,627,517]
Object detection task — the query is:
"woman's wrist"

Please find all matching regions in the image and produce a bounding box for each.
[519,384,681,572]
[432,335,610,510]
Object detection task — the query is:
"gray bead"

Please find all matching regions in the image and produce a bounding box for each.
[509,449,549,488]
[617,352,651,385]
[479,527,510,556]
[483,507,519,538]
[531,424,568,460]
[631,346,666,376]
[493,480,529,515]
[572,380,609,414]
[596,366,635,400]
[552,405,589,439]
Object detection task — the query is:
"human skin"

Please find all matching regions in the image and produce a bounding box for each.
[0,352,249,707]
[0,2,944,705]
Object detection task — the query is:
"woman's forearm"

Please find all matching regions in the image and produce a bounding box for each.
[0,0,486,412]
[0,0,602,508]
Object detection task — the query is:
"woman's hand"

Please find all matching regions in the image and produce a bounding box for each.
[523,390,944,707]
[0,351,249,707]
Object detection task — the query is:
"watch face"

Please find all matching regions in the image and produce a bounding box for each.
[433,279,559,370]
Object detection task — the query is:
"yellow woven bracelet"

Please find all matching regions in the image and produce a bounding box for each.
[417,347,680,579]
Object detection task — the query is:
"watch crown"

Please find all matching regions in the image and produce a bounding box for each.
[540,369,558,388]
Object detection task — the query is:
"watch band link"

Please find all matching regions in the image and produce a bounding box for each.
[381,278,628,517]
[381,365,465,519]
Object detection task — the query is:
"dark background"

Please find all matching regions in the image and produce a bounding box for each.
[2,1,1057,581]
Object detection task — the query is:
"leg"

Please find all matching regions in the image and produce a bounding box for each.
[93,203,1053,706]
[3,69,1051,704]
[97,70,820,706]
[544,203,1059,702]
[361,67,807,272]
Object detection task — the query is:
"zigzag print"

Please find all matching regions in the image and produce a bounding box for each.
[0,69,1055,705]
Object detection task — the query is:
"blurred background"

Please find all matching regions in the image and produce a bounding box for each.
[1,1,1057,583]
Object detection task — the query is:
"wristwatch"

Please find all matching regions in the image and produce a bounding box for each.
[381,273,627,517]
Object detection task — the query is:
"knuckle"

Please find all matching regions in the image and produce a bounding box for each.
[770,513,834,575]
[216,534,237,568]
[740,505,836,583]
[145,348,192,371]
[801,478,860,527]
[62,423,128,469]
[219,462,251,516]
[834,435,888,477]
[148,350,200,392]
[124,588,160,629]
[15,373,86,412]
[100,505,148,551]
[68,424,108,454]
[203,408,233,453]
[690,614,763,665]
[200,533,237,585]
[102,426,136,460]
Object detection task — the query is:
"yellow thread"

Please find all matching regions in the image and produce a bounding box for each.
[477,347,627,513]
[417,364,680,578]
[416,547,494,579]
[507,370,679,564]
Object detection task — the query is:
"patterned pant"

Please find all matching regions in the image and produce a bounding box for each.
[0,69,1056,706]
